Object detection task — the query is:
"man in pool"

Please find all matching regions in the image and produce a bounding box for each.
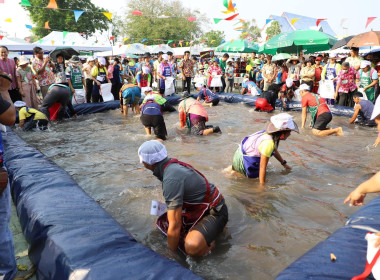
[138,140,228,257]
[349,91,375,126]
[178,91,221,135]
[195,82,220,107]
[300,84,343,136]
[14,100,49,131]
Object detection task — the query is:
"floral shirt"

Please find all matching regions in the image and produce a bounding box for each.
[179,58,194,78]
[32,58,55,86]
[337,67,357,93]
[345,56,363,70]
[16,66,34,84]
[226,65,235,79]
[207,65,222,77]
[262,63,277,82]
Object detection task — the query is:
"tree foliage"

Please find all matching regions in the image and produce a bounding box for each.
[239,19,261,41]
[200,30,225,47]
[23,0,110,38]
[121,0,208,45]
[266,21,282,40]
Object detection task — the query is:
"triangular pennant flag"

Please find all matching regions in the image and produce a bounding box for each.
[25,24,32,29]
[0,36,3,40]
[221,40,225,44]
[221,46,224,51]
[200,40,206,44]
[45,21,50,29]
[73,10,84,22]
[266,19,273,24]
[72,42,75,45]
[179,41,183,47]
[144,45,147,49]
[46,0,58,9]
[210,40,215,44]
[366,17,377,28]
[291,18,300,25]
[227,0,235,12]
[0,0,4,3]
[132,10,142,16]
[234,26,244,30]
[230,39,234,43]
[110,36,115,40]
[51,40,55,45]
[340,18,348,27]
[63,31,68,39]
[223,0,228,9]
[63,41,66,45]
[214,18,222,24]
[141,38,147,43]
[127,45,130,49]
[222,11,233,14]
[21,0,31,6]
[5,18,11,22]
[103,12,112,21]
[187,17,196,22]
[39,39,43,44]
[316,18,326,27]
[167,40,173,44]
[25,38,31,43]
[225,13,239,21]
[186,42,189,46]
[173,43,176,47]
[241,32,248,35]
[119,44,122,48]
[123,37,128,42]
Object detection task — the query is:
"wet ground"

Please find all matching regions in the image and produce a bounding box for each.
[16,102,380,280]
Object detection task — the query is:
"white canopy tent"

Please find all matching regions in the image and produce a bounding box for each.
[150,44,174,54]
[34,31,112,52]
[0,37,34,51]
[173,45,211,56]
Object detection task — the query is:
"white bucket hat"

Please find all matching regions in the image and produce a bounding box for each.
[98,57,106,65]
[14,100,26,108]
[329,53,337,59]
[18,56,29,66]
[138,140,168,165]
[286,78,293,88]
[360,60,371,69]
[162,54,169,61]
[299,84,310,91]
[266,113,299,133]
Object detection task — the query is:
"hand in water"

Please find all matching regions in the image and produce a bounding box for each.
[344,189,366,206]
[283,164,291,171]
[373,137,380,147]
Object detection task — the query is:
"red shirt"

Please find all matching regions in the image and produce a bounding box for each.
[301,92,330,117]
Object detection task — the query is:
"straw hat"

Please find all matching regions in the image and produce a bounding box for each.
[18,56,29,66]
[289,56,299,61]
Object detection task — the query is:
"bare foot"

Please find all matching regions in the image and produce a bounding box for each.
[337,127,344,136]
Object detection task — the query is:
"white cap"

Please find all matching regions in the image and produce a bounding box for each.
[286,78,293,88]
[299,84,310,91]
[329,53,337,59]
[138,140,168,165]
[270,113,296,130]
[142,66,150,74]
[162,54,169,61]
[98,57,106,65]
[18,56,29,66]
[371,96,380,120]
[14,101,26,107]
[360,60,371,69]
[195,82,204,88]
[86,56,95,63]
[144,86,153,92]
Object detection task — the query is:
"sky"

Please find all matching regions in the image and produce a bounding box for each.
[0,0,380,42]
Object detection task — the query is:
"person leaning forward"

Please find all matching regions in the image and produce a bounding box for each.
[138,140,228,257]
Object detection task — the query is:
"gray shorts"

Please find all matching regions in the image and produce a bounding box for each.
[123,96,140,106]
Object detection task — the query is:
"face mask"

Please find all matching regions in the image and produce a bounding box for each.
[342,69,348,73]
[110,60,114,64]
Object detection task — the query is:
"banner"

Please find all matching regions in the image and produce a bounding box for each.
[73,10,84,22]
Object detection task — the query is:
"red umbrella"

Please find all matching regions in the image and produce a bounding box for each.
[346,31,380,47]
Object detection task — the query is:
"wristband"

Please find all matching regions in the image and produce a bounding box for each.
[281,160,287,166]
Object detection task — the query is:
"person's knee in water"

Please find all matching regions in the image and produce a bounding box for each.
[14,101,49,131]
[349,91,376,126]
[195,83,220,107]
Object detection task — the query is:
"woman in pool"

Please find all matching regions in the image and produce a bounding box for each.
[230,113,298,184]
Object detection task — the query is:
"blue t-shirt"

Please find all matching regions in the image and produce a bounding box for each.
[242,81,262,95]
[197,88,218,101]
[142,101,162,116]
[112,64,121,84]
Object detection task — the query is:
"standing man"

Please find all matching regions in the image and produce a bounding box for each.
[179,51,194,93]
[32,46,55,99]
[356,60,378,102]
[167,51,177,93]
[346,47,363,71]
[138,140,228,257]
[300,84,343,136]
[262,55,277,91]
[82,57,95,103]
[153,51,163,84]
[312,57,323,93]
[335,62,357,107]
[219,53,229,92]
[66,56,86,104]
[0,46,21,103]
[157,54,173,96]
[300,59,315,90]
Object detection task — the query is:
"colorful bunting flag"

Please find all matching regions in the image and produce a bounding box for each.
[46,0,58,9]
[225,13,239,21]
[0,36,3,40]
[266,19,273,24]
[214,18,223,24]
[132,10,142,16]
[63,31,68,39]
[186,42,189,46]
[200,40,206,44]
[179,40,184,47]
[187,17,196,22]
[234,26,244,30]
[241,32,248,35]
[230,40,234,43]
[45,21,50,29]
[25,24,32,29]
[123,37,128,42]
[73,10,84,22]
[210,40,215,44]
[291,18,300,25]
[51,40,55,45]
[0,0,4,3]
[21,0,31,6]
[173,43,176,47]
[5,18,11,22]
[119,44,122,48]
[62,41,66,45]
[366,17,377,28]
[72,42,75,45]
[221,40,225,44]
[316,19,326,27]
[222,10,233,14]
[110,36,115,40]
[39,39,43,44]
[227,0,235,12]
[223,0,229,9]
[167,40,173,44]
[103,12,112,21]
[25,38,31,43]
[141,39,147,43]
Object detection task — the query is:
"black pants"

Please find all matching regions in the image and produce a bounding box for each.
[221,76,226,92]
[8,89,22,104]
[140,114,167,140]
[85,79,93,103]
[24,119,49,131]
[92,82,104,103]
[182,77,192,93]
[338,90,355,107]
[41,86,76,119]
[111,82,122,101]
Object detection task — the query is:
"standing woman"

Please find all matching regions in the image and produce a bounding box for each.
[91,57,110,103]
[16,56,39,108]
[231,113,298,184]
[207,60,223,92]
[53,53,68,86]
[82,57,95,103]
[111,57,123,100]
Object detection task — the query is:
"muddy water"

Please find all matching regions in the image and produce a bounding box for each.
[17,103,380,280]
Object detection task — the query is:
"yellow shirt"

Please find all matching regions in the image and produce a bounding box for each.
[258,138,275,158]
[91,66,108,78]
[19,107,48,121]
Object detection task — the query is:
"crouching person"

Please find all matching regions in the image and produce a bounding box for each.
[140,95,167,140]
[138,140,228,256]
[14,101,48,131]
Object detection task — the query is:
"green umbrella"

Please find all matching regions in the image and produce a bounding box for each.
[123,53,139,59]
[259,30,337,55]
[216,39,259,53]
[272,53,291,61]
